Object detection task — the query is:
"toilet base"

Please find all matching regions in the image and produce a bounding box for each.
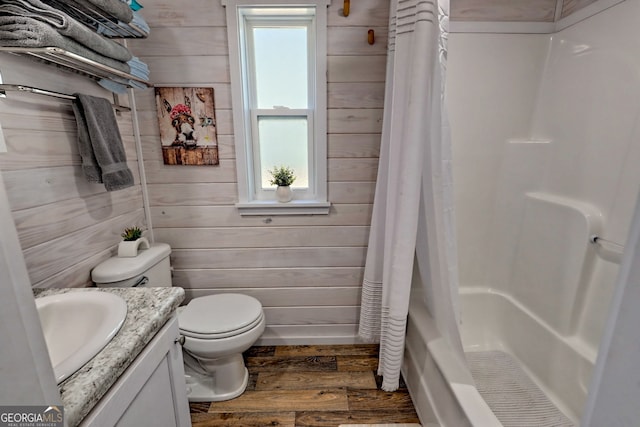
[183,351,249,402]
[185,367,249,402]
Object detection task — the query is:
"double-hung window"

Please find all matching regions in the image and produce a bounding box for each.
[223,0,330,215]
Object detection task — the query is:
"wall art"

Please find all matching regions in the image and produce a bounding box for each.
[155,87,219,165]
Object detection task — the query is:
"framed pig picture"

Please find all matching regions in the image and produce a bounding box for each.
[155,87,219,165]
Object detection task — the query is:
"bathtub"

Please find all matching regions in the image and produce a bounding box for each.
[404,287,596,426]
[460,287,596,422]
[404,192,604,425]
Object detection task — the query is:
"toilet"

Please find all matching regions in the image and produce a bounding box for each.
[91,242,265,402]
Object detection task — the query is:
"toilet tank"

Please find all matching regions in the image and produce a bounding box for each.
[92,243,172,288]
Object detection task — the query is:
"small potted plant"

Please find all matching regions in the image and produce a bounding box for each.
[121,226,143,241]
[118,226,150,257]
[269,165,296,203]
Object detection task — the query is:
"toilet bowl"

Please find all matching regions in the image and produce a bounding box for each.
[91,242,265,402]
[178,293,265,401]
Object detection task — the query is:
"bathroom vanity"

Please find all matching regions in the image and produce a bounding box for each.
[35,287,191,427]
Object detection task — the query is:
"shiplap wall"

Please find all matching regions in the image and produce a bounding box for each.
[128,0,388,343]
[450,0,600,22]
[0,54,146,289]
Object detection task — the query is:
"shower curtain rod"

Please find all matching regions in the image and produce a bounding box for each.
[0,83,131,112]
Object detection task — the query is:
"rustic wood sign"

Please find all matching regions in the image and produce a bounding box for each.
[154,87,219,166]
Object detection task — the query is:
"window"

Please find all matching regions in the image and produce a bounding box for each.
[223,0,330,215]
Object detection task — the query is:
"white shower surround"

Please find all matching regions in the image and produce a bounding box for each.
[404,0,640,425]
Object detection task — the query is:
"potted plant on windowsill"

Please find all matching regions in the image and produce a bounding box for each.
[118,226,150,257]
[269,166,296,203]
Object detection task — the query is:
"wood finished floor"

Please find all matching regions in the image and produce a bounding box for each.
[189,344,420,427]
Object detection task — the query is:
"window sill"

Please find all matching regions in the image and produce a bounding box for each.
[236,200,331,216]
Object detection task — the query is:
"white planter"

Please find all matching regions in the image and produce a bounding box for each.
[275,186,293,203]
[118,237,150,257]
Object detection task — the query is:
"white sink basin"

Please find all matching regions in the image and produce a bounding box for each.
[36,291,127,384]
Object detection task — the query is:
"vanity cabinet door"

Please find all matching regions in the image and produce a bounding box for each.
[80,315,191,427]
[116,355,177,425]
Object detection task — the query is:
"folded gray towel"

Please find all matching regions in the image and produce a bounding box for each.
[83,0,133,24]
[0,15,130,73]
[0,0,132,62]
[72,94,134,191]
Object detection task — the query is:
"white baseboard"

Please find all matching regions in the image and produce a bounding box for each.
[256,335,361,346]
[255,324,361,346]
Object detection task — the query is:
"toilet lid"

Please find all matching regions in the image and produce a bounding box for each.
[178,294,263,337]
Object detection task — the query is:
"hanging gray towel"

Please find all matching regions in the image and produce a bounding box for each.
[72,94,134,191]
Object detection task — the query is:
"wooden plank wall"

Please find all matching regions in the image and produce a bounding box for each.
[451,0,558,22]
[0,54,146,289]
[128,0,388,343]
[560,0,600,18]
[450,0,600,22]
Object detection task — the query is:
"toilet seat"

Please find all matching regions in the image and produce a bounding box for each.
[180,313,264,339]
[178,293,263,339]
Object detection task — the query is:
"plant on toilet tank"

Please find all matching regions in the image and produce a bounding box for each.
[118,226,150,257]
[121,226,142,241]
[269,165,296,203]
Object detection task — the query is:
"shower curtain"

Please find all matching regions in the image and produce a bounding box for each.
[358,0,463,391]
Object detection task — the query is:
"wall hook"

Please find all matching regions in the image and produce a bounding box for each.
[368,29,375,45]
[343,0,350,17]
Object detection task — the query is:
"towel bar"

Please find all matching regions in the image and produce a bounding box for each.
[0,47,150,90]
[0,83,131,112]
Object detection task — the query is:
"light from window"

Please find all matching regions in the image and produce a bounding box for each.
[223,0,329,214]
[257,116,309,188]
[249,22,311,190]
[252,27,308,109]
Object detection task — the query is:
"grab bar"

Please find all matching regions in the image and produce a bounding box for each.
[590,235,624,251]
[0,83,131,112]
[590,234,624,263]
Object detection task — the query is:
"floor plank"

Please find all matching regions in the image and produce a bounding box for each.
[274,344,379,357]
[347,389,416,412]
[189,402,211,413]
[295,410,421,426]
[191,411,296,427]
[256,371,378,390]
[191,345,420,426]
[246,355,338,372]
[337,355,379,372]
[246,372,259,391]
[208,389,349,413]
[243,345,276,357]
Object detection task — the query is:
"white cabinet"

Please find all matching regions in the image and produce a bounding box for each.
[80,315,191,427]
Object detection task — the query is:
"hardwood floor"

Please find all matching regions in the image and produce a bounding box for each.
[190,344,421,427]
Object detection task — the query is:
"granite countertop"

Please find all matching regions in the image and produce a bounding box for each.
[34,287,185,427]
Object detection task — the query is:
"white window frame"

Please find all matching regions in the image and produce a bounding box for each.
[222,0,331,215]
